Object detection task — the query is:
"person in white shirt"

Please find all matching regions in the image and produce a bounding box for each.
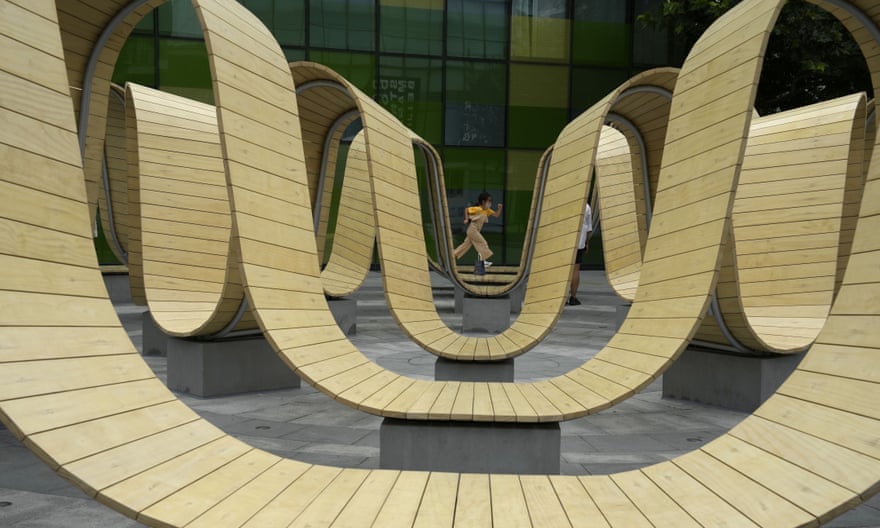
[568,202,592,306]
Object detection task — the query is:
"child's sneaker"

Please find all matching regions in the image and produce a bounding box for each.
[483,261,493,269]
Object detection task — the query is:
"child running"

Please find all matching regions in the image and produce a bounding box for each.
[453,192,502,276]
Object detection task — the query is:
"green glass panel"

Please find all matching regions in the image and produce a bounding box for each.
[633,0,670,66]
[158,38,214,104]
[445,61,506,147]
[507,107,568,149]
[507,64,568,149]
[572,0,630,66]
[274,0,307,46]
[380,0,443,55]
[284,47,307,62]
[310,50,376,96]
[572,22,631,66]
[570,67,629,116]
[157,0,202,38]
[504,149,542,265]
[94,212,121,265]
[112,35,156,87]
[510,0,569,62]
[506,149,542,191]
[379,56,442,144]
[310,0,375,51]
[239,0,273,28]
[134,10,154,33]
[447,0,507,59]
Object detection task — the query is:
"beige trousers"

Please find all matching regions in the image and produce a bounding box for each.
[454,217,493,260]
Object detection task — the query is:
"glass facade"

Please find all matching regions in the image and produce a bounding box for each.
[112,0,675,266]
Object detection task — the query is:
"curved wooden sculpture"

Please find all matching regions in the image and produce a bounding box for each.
[290,62,377,298]
[292,62,361,268]
[57,0,166,232]
[319,130,375,298]
[717,94,868,353]
[597,80,871,356]
[125,82,256,337]
[372,68,679,360]
[2,1,880,526]
[593,69,678,301]
[441,68,678,300]
[96,84,130,264]
[596,125,648,300]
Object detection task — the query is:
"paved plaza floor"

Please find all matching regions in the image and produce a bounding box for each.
[1,270,878,526]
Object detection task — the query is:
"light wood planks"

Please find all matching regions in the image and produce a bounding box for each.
[691,93,869,353]
[1,1,879,526]
[125,82,256,337]
[95,83,129,263]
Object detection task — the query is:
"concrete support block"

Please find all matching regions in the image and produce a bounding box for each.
[327,298,357,335]
[167,337,300,397]
[434,357,515,382]
[509,281,526,314]
[380,418,560,474]
[142,311,168,357]
[663,347,804,412]
[616,303,631,331]
[454,284,525,315]
[461,296,511,333]
[102,273,132,304]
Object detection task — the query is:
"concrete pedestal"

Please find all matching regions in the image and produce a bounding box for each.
[167,336,301,397]
[616,303,631,331]
[663,347,804,412]
[509,281,526,314]
[461,296,511,333]
[453,286,470,314]
[454,282,525,314]
[102,273,132,304]
[380,418,560,474]
[434,357,515,382]
[327,298,357,335]
[142,311,168,356]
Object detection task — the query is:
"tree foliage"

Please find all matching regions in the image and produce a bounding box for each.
[638,0,872,115]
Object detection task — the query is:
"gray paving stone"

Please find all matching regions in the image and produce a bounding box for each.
[291,452,370,467]
[0,488,141,527]
[227,435,309,457]
[281,424,373,445]
[299,443,380,458]
[223,419,307,438]
[586,433,674,453]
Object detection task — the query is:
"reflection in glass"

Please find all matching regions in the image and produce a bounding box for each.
[380,0,443,55]
[572,0,630,66]
[310,0,375,51]
[447,0,508,59]
[379,56,443,144]
[508,64,568,149]
[633,0,670,66]
[445,61,506,147]
[510,0,569,62]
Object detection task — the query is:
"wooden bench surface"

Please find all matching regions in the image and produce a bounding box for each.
[687,94,868,353]
[2,0,879,526]
[125,82,256,337]
[95,83,129,264]
[596,79,870,355]
[319,130,376,297]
